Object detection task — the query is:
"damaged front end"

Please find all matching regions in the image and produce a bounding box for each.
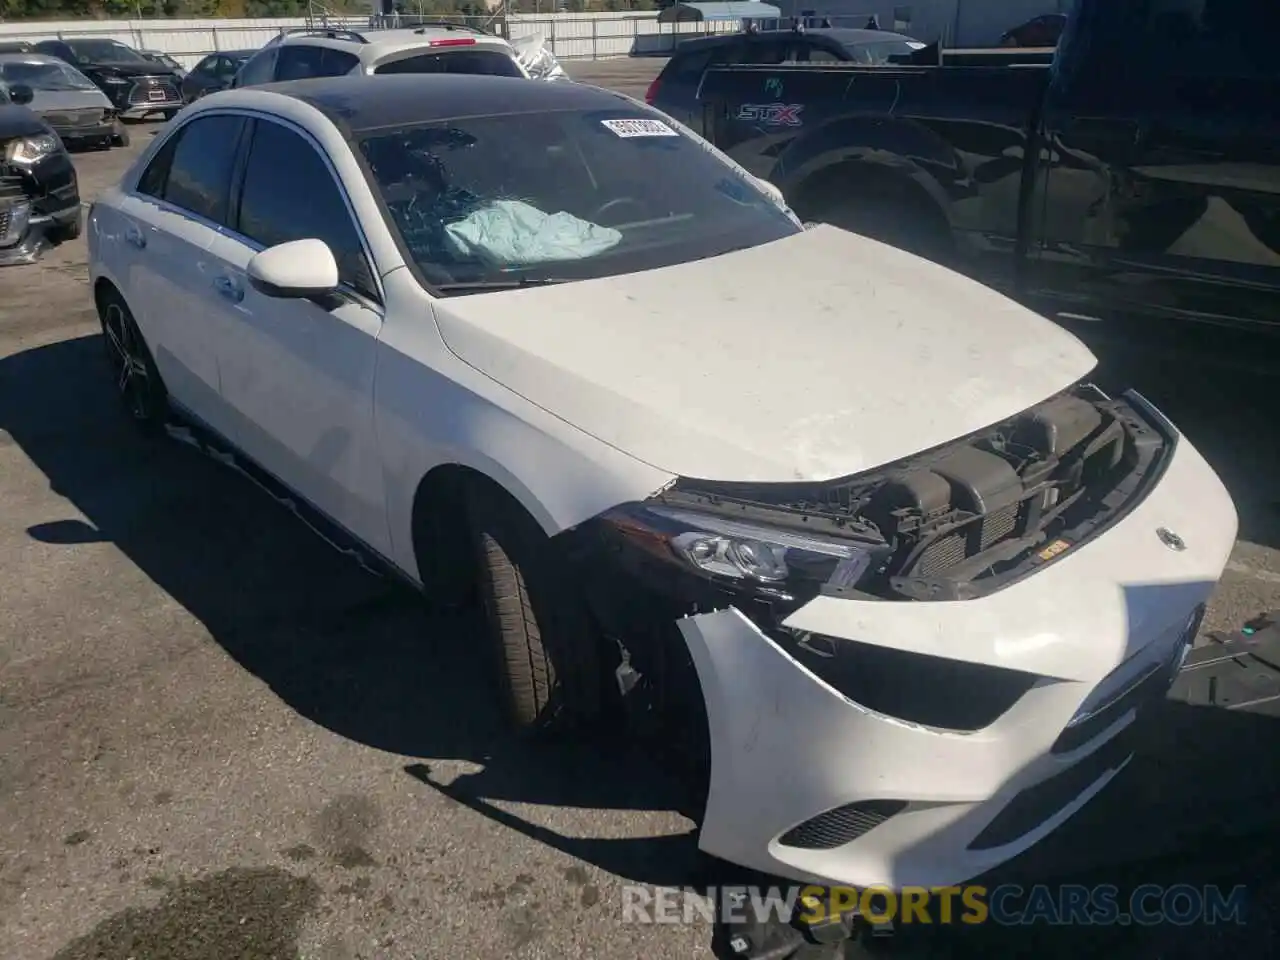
[561,381,1173,817]
[0,134,81,266]
[0,173,44,265]
[571,380,1168,633]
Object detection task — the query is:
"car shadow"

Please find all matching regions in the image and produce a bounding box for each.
[0,334,693,884]
[2,324,1279,905]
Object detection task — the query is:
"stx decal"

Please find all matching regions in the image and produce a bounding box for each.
[736,103,804,126]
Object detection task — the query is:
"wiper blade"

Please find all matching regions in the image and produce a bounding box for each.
[434,278,570,294]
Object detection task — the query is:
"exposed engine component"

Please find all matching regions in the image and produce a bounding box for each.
[659,384,1167,601]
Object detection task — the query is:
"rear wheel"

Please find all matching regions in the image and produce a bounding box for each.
[466,485,601,733]
[97,290,168,435]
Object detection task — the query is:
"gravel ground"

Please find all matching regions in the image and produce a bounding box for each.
[1,57,1279,960]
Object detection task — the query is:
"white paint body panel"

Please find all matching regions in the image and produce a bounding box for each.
[680,425,1236,888]
[86,86,1238,892]
[434,225,1098,482]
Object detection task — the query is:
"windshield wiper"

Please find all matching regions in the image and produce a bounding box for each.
[434,278,570,294]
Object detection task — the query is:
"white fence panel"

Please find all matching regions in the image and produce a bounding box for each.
[1,13,752,65]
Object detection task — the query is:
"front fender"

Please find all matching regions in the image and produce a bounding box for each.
[373,273,676,581]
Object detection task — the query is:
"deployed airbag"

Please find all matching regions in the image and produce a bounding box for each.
[444,199,621,265]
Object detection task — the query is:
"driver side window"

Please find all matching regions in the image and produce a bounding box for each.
[233,119,378,301]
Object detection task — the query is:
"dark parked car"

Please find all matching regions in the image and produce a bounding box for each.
[645,27,927,129]
[999,12,1066,46]
[32,37,184,120]
[140,49,187,79]
[181,49,255,102]
[0,82,83,265]
[691,0,1280,332]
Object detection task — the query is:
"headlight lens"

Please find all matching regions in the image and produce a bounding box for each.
[600,503,883,600]
[4,134,59,165]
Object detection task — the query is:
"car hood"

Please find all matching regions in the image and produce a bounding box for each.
[431,226,1098,483]
[0,102,49,139]
[84,61,170,77]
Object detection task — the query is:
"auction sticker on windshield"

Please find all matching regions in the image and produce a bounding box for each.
[601,118,679,138]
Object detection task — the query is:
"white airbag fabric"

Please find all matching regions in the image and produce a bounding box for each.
[444,200,621,265]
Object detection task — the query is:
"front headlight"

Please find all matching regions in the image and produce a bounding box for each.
[599,502,884,601]
[4,134,60,165]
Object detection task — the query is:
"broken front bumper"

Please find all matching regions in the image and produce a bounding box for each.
[0,160,81,265]
[677,399,1236,890]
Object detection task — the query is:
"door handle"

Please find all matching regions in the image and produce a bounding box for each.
[213,275,244,303]
[125,225,146,249]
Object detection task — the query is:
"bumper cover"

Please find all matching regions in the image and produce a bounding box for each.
[678,398,1237,889]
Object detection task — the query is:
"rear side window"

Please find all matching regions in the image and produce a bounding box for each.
[138,114,245,226]
[739,39,790,65]
[374,50,523,77]
[275,44,360,81]
[235,47,278,86]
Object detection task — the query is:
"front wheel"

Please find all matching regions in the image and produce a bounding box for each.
[111,122,130,148]
[466,486,601,733]
[97,290,168,435]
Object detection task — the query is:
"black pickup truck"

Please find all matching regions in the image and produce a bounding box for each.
[693,0,1279,332]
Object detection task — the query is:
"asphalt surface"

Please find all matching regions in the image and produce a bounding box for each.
[2,58,1280,960]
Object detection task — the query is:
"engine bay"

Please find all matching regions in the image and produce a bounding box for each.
[656,382,1170,602]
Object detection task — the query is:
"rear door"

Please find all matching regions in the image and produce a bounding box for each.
[115,113,248,435]
[1031,0,1280,330]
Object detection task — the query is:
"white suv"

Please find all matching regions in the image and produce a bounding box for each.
[232,24,532,87]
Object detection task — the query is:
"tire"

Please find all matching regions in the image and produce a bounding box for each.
[111,122,130,148]
[162,108,181,121]
[466,485,601,732]
[97,289,168,435]
[47,213,82,244]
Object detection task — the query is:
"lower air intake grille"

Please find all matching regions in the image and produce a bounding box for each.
[777,799,907,850]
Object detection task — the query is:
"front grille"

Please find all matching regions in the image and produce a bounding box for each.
[127,77,181,105]
[968,726,1133,851]
[778,799,907,850]
[42,109,106,128]
[1052,604,1204,754]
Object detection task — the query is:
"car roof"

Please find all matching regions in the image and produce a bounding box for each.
[203,48,257,59]
[241,74,639,134]
[0,52,67,65]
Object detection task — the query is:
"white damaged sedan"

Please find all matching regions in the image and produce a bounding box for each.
[87,74,1237,892]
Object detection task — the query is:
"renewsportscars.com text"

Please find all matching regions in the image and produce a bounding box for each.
[620,883,1248,927]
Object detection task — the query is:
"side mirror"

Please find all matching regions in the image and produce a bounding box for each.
[247,238,339,299]
[9,84,35,106]
[754,176,786,206]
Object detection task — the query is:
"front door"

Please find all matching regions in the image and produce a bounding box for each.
[204,116,390,555]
